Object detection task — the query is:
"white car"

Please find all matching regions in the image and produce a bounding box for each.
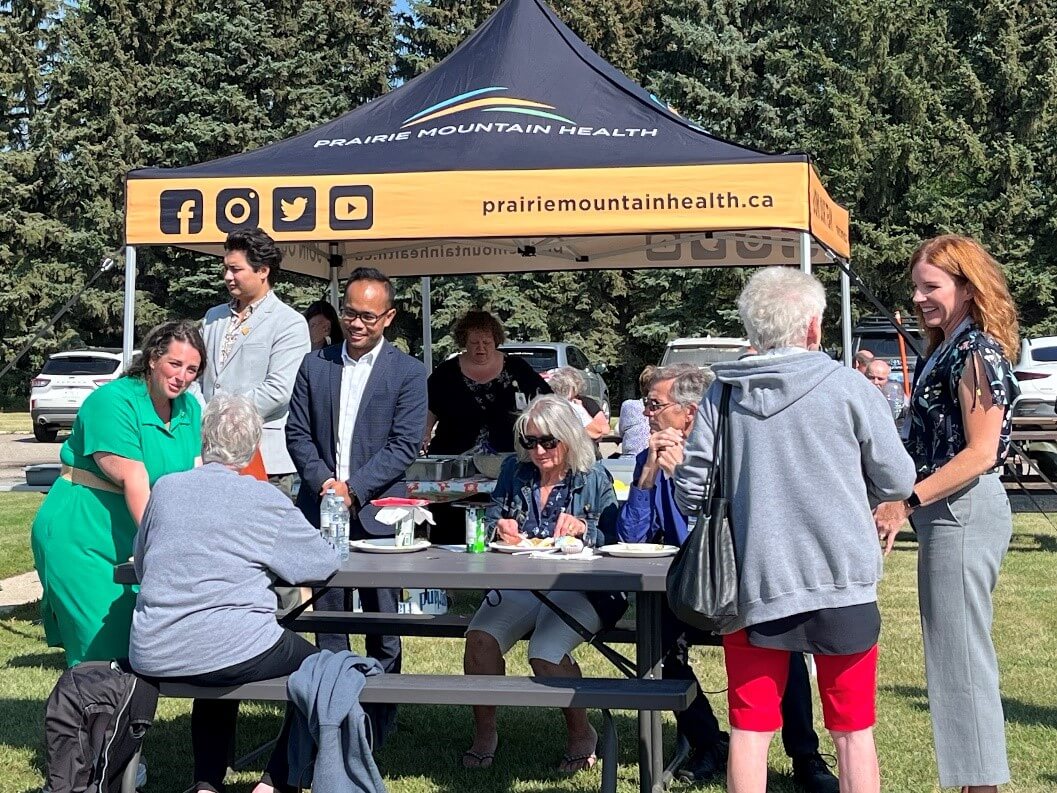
[30,349,128,442]
[1013,337,1057,419]
[660,337,751,369]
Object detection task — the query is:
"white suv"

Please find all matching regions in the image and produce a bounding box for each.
[660,337,751,369]
[30,349,127,442]
[1014,337,1057,419]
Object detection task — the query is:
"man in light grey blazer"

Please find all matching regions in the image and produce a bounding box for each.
[194,227,310,493]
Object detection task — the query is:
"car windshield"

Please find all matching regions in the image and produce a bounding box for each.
[1030,346,1057,363]
[503,348,559,372]
[41,357,120,376]
[856,337,914,360]
[663,347,745,366]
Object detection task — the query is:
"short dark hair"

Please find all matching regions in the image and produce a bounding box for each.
[125,319,207,382]
[343,267,394,309]
[224,227,282,285]
[453,310,505,348]
[303,299,342,342]
[638,364,657,398]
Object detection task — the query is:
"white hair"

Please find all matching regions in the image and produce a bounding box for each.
[547,366,586,399]
[513,395,597,473]
[654,364,711,407]
[737,267,826,351]
[201,394,262,469]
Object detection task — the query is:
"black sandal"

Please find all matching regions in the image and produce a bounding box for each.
[461,747,497,769]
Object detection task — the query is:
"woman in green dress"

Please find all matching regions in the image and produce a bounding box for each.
[32,320,207,666]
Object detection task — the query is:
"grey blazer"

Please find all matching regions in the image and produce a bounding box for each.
[195,290,310,474]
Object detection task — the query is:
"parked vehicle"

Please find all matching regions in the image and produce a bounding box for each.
[1012,337,1057,478]
[499,342,610,416]
[851,314,923,383]
[660,337,750,369]
[1013,337,1057,418]
[30,349,128,442]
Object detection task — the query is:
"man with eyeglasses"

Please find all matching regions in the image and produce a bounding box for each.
[286,266,427,743]
[616,364,836,792]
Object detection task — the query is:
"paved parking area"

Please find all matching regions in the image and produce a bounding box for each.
[0,433,62,486]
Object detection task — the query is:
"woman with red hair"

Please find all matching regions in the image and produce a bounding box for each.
[876,235,1019,793]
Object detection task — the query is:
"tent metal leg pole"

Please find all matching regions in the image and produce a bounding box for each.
[122,246,137,370]
[328,242,341,307]
[841,263,852,366]
[329,267,340,307]
[421,276,432,374]
[800,230,812,274]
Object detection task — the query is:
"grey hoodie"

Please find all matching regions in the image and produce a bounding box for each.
[673,350,916,631]
[287,650,387,793]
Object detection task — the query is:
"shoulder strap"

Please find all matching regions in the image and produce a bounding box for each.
[701,384,733,505]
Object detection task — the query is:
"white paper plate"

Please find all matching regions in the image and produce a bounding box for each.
[598,543,679,558]
[488,540,555,553]
[350,538,432,554]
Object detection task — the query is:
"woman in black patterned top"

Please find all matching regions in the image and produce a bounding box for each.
[424,311,550,454]
[875,235,1019,793]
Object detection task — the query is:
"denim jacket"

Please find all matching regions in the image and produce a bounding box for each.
[486,457,620,545]
[486,456,627,627]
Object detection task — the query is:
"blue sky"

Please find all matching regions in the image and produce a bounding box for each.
[393,0,412,15]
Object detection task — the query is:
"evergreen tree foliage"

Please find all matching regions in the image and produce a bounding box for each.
[0,0,393,405]
[4,0,1057,408]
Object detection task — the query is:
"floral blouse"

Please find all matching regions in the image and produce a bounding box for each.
[904,323,1018,476]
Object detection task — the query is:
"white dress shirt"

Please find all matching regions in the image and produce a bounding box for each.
[335,337,385,483]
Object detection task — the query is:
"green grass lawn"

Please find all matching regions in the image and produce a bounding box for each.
[0,413,31,434]
[0,494,41,580]
[0,506,1054,792]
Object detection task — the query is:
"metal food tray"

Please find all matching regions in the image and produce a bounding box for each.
[449,455,475,478]
[405,456,455,481]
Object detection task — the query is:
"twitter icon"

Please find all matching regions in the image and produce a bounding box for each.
[272,187,316,231]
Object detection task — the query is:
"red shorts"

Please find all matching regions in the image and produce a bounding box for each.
[722,629,878,732]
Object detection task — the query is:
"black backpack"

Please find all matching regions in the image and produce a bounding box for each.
[44,661,159,793]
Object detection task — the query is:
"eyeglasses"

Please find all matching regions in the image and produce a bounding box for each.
[340,307,391,325]
[519,434,561,451]
[643,398,677,414]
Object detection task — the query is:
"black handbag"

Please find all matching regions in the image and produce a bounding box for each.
[665,383,740,633]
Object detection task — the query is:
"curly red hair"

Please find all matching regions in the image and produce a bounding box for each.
[910,235,1020,363]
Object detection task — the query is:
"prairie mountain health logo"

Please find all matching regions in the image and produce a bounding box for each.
[313,86,658,149]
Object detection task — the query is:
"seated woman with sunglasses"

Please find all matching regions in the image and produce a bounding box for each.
[461,395,623,773]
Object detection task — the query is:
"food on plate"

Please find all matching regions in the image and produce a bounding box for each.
[524,537,554,548]
[554,536,584,554]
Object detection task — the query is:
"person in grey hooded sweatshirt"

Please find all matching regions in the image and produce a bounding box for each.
[673,267,917,793]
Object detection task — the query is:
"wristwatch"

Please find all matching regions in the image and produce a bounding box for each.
[906,491,921,511]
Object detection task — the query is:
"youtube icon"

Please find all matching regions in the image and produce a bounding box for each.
[329,185,374,230]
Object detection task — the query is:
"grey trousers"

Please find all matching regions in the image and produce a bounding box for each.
[911,473,1011,788]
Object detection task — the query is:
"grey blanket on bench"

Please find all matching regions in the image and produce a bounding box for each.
[287,650,387,793]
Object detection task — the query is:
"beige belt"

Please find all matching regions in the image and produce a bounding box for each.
[61,464,123,494]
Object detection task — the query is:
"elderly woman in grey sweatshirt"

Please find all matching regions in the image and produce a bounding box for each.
[673,268,916,793]
[130,395,339,793]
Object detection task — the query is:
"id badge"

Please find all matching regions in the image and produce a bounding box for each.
[514,391,528,411]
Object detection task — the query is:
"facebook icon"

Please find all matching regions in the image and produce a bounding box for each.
[159,190,204,235]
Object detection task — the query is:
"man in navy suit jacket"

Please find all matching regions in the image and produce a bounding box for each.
[286,267,427,715]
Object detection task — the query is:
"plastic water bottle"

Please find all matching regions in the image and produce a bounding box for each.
[881,381,906,421]
[321,488,350,561]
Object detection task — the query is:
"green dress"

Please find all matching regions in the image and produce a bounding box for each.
[31,376,201,666]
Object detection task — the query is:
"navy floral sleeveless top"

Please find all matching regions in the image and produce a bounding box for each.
[904,323,1018,476]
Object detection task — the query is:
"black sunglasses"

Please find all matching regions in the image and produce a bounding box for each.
[519,434,560,450]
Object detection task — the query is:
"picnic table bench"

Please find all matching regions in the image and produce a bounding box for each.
[115,547,698,793]
[123,674,695,793]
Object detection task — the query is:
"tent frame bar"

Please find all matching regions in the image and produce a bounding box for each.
[119,239,858,372]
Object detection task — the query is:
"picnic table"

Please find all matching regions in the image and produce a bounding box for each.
[116,547,685,793]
